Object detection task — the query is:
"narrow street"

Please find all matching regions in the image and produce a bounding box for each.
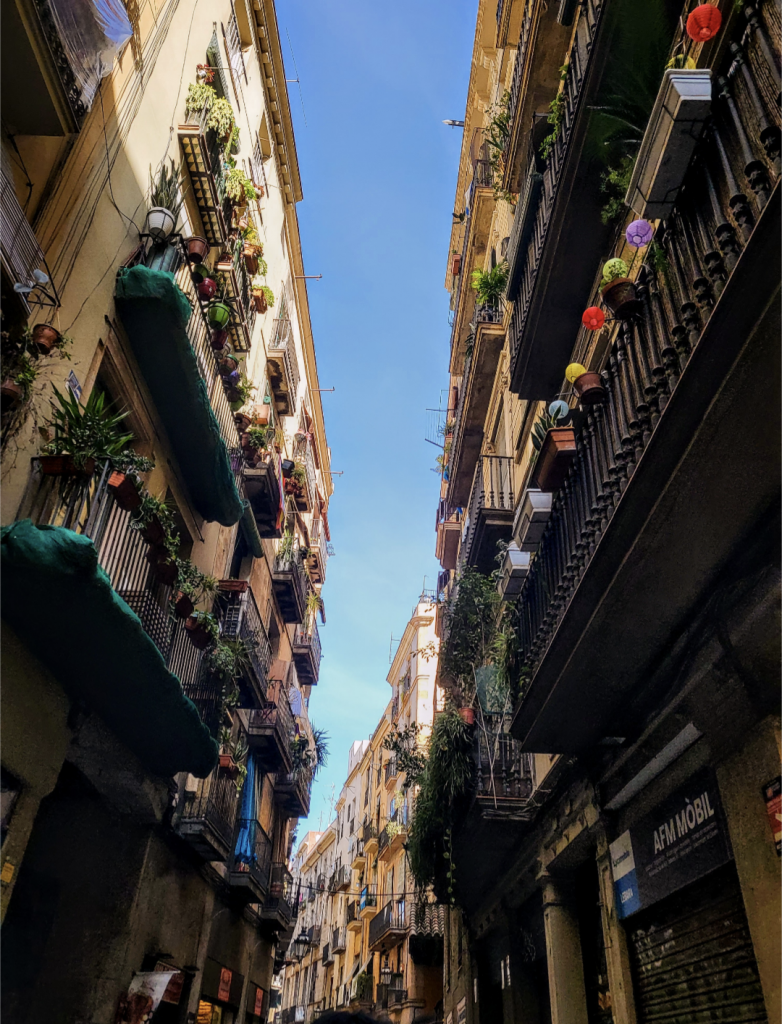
[0,1,780,1023]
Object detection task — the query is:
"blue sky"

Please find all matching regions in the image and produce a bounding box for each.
[277,0,475,831]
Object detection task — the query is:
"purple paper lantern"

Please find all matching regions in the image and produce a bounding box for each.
[626,219,654,248]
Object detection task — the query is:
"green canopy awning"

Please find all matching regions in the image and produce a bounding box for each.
[1,520,218,778]
[114,265,244,527]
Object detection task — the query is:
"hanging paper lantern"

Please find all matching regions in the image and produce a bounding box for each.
[686,4,722,42]
[625,219,654,248]
[582,306,606,331]
[548,399,570,421]
[565,363,588,384]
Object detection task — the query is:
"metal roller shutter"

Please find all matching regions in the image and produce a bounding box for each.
[628,866,767,1024]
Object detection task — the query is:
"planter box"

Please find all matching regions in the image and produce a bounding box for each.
[497,542,531,599]
[513,488,553,551]
[625,69,712,219]
[530,428,576,492]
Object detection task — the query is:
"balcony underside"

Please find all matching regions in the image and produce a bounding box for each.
[244,462,283,539]
[464,507,515,575]
[449,322,505,505]
[512,186,782,753]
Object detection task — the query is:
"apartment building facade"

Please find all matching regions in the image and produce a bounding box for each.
[434,0,780,1023]
[1,1,333,1022]
[279,595,445,1024]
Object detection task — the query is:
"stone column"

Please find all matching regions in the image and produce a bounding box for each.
[541,876,588,1024]
[594,829,637,1024]
[717,715,781,1024]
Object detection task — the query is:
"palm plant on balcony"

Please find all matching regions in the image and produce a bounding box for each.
[470,261,509,310]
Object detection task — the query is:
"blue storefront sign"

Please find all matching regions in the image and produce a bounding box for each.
[609,768,732,919]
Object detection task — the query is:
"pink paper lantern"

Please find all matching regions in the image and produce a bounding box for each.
[582,306,606,331]
[626,219,654,248]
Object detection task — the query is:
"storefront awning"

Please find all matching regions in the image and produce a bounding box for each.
[1,520,218,777]
[114,265,244,527]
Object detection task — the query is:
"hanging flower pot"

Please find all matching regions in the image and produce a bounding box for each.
[185,614,213,650]
[185,236,210,264]
[192,263,212,285]
[39,455,96,478]
[146,545,178,586]
[530,427,577,492]
[218,579,250,593]
[174,591,195,619]
[32,323,62,355]
[458,707,475,726]
[107,471,142,511]
[146,206,176,241]
[601,278,641,320]
[686,4,722,41]
[210,328,229,351]
[573,371,607,406]
[198,277,217,300]
[1,379,24,409]
[207,301,232,329]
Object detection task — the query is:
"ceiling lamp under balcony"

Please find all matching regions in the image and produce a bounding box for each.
[686,4,722,41]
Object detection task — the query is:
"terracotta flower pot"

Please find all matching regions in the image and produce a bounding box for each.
[573,371,606,406]
[185,236,210,264]
[32,323,62,355]
[107,471,142,511]
[530,428,577,492]
[1,379,24,409]
[601,278,641,320]
[140,516,167,546]
[39,455,96,477]
[185,615,212,650]
[218,579,250,594]
[458,707,475,726]
[174,591,194,619]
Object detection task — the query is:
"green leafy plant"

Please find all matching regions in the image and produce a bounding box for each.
[470,261,509,308]
[41,386,135,469]
[207,96,235,138]
[185,82,216,119]
[149,160,187,226]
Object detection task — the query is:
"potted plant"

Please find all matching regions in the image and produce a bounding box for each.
[185,610,220,650]
[529,406,576,492]
[146,160,187,241]
[185,236,210,264]
[600,258,640,320]
[107,452,155,511]
[39,385,135,478]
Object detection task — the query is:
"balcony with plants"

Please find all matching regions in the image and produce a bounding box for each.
[6,395,219,779]
[508,1,781,754]
[447,264,508,506]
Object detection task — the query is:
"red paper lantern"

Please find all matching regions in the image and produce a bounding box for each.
[582,306,606,331]
[686,4,722,42]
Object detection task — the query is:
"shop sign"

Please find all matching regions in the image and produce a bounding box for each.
[217,967,232,1002]
[762,777,781,856]
[610,768,731,919]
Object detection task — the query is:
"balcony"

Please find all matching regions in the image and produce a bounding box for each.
[435,500,462,572]
[332,927,347,954]
[217,587,272,702]
[305,517,330,585]
[274,764,314,819]
[448,305,506,505]
[383,759,398,789]
[346,901,362,932]
[272,545,309,624]
[368,901,408,952]
[259,863,296,933]
[242,678,293,773]
[267,293,300,415]
[359,885,378,919]
[292,621,322,686]
[178,100,231,246]
[177,768,240,861]
[510,10,780,753]
[229,818,272,903]
[321,943,334,966]
[460,456,515,573]
[242,451,283,540]
[506,0,683,399]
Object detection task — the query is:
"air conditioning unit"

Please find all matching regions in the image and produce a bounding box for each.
[625,69,712,219]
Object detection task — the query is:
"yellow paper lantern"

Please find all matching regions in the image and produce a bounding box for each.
[565,363,587,384]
